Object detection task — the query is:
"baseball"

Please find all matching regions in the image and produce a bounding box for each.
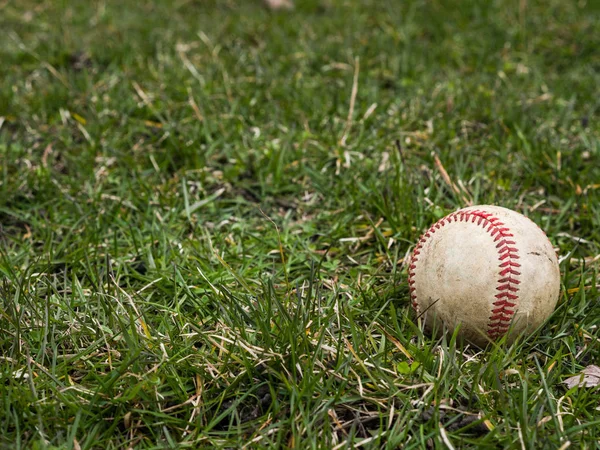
[408,205,560,347]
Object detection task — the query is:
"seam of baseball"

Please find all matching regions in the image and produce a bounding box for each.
[408,209,522,338]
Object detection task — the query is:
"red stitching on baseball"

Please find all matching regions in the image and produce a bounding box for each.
[499,277,520,283]
[408,209,521,338]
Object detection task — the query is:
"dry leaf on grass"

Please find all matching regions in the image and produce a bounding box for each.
[264,0,294,10]
[563,365,600,389]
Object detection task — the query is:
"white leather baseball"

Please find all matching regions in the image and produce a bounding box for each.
[408,205,560,347]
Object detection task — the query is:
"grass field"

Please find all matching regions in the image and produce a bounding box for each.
[1,0,600,448]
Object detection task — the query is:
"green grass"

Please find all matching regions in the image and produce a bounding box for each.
[1,0,600,448]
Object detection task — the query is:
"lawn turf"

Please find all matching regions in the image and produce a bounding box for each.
[1,0,600,448]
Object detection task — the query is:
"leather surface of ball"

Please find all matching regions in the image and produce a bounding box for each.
[408,205,560,347]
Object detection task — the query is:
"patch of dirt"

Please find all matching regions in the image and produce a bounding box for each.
[420,406,490,436]
[69,51,93,71]
[214,384,272,429]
